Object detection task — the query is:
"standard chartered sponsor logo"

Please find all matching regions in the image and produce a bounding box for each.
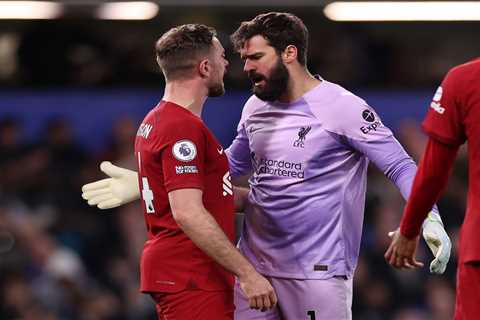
[257,157,304,178]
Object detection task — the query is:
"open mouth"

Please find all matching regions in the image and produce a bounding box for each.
[254,79,266,87]
[249,73,266,87]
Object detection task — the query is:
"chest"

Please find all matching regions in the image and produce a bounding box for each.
[243,108,342,166]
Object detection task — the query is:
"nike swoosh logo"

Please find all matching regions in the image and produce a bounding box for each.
[249,127,260,134]
[217,147,224,155]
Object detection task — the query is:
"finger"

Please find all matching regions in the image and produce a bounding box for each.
[262,294,271,311]
[98,198,122,210]
[82,188,111,200]
[269,290,278,307]
[403,257,423,269]
[255,296,264,310]
[387,247,397,266]
[403,258,415,269]
[82,179,110,192]
[249,297,257,310]
[388,231,395,238]
[395,254,404,269]
[384,245,393,261]
[100,161,124,178]
[413,259,424,268]
[88,193,114,206]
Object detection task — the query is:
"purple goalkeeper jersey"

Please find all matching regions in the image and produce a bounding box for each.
[226,80,421,280]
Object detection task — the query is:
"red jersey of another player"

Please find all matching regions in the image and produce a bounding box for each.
[422,58,480,263]
[134,101,235,293]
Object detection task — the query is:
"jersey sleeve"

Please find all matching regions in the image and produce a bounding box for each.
[422,69,466,146]
[226,96,258,178]
[400,138,459,238]
[161,120,206,193]
[320,93,393,142]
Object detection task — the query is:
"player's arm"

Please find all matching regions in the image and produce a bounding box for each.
[226,113,253,211]
[226,125,253,181]
[168,188,277,310]
[233,185,250,212]
[226,96,258,182]
[350,133,451,273]
[385,137,458,270]
[400,138,459,238]
[82,161,140,209]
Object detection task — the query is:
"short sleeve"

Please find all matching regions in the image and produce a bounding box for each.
[161,121,206,192]
[422,70,466,146]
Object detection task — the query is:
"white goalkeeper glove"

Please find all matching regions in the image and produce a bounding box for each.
[422,211,451,274]
[81,161,140,209]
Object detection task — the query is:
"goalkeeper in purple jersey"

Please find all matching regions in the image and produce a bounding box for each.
[82,12,451,320]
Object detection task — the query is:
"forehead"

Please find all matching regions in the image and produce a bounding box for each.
[239,35,275,56]
[212,37,224,52]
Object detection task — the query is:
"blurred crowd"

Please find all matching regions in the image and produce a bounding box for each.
[0,7,479,90]
[0,111,467,319]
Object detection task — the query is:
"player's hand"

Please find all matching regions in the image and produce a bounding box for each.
[422,212,451,274]
[385,228,424,270]
[81,161,140,209]
[238,271,277,312]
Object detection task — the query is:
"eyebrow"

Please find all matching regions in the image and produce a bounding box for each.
[240,52,265,60]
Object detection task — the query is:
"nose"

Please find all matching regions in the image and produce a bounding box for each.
[243,59,254,73]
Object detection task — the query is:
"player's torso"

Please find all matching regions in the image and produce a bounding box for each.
[246,101,344,189]
[134,105,234,240]
[240,96,365,278]
[134,103,234,292]
[461,65,480,261]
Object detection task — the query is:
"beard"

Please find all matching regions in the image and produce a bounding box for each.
[207,79,225,97]
[249,58,289,102]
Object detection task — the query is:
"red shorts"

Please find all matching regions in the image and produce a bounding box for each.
[454,261,480,320]
[151,289,234,320]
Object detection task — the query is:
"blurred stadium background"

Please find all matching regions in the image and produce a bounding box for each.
[0,1,478,319]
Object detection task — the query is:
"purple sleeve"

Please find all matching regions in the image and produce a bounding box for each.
[226,125,252,178]
[347,135,438,213]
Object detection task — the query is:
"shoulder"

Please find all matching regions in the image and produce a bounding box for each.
[307,81,392,141]
[239,95,268,122]
[441,58,480,92]
[448,58,480,78]
[148,106,206,141]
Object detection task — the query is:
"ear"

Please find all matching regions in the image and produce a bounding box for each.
[198,59,210,78]
[282,45,298,64]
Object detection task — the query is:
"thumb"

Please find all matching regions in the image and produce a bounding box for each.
[100,161,125,178]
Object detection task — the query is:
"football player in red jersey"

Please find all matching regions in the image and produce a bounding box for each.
[85,24,276,320]
[386,58,480,319]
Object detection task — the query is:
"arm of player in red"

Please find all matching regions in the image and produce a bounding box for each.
[385,137,458,270]
[400,137,459,237]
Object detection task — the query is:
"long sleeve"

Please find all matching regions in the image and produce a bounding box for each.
[400,138,459,238]
[347,135,423,203]
[226,122,252,178]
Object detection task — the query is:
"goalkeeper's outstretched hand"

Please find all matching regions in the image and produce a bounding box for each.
[81,161,140,209]
[422,215,451,274]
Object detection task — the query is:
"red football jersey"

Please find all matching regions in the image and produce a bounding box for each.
[422,58,480,262]
[134,101,235,292]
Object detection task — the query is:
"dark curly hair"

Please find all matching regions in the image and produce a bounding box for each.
[155,24,217,80]
[231,12,308,66]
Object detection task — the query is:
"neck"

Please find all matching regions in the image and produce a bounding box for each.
[162,79,208,117]
[278,67,321,103]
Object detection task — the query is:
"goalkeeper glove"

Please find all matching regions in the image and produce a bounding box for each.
[81,161,140,209]
[422,211,451,274]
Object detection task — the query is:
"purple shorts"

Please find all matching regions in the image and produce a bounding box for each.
[234,276,352,320]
